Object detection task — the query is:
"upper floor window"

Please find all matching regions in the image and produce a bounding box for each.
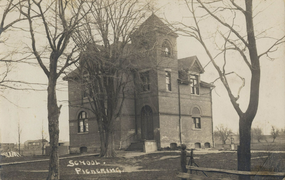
[192,107,201,129]
[82,72,90,98]
[190,74,199,95]
[165,71,171,91]
[78,111,88,133]
[162,40,171,57]
[140,71,150,92]
[139,40,149,49]
[193,117,201,129]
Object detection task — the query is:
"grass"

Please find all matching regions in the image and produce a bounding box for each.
[251,142,285,151]
[1,151,285,180]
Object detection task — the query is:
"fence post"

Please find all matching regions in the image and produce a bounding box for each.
[237,145,240,171]
[190,149,193,174]
[181,144,187,180]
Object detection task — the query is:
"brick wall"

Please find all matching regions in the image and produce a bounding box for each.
[158,84,213,148]
[66,14,214,152]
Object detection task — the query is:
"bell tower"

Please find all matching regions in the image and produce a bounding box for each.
[130,14,178,67]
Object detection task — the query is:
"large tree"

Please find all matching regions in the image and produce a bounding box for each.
[20,0,89,179]
[176,0,284,179]
[71,0,149,157]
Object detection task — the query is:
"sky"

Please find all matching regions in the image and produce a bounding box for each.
[0,0,284,143]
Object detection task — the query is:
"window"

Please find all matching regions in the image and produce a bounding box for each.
[165,71,171,91]
[204,142,211,148]
[195,142,201,148]
[140,40,149,49]
[78,111,88,133]
[162,40,171,57]
[80,147,87,153]
[140,71,150,91]
[193,117,201,129]
[82,72,90,98]
[189,74,199,95]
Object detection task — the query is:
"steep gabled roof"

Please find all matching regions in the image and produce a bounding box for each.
[178,56,205,74]
[133,14,178,37]
[63,68,80,81]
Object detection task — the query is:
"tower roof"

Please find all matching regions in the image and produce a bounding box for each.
[133,14,178,37]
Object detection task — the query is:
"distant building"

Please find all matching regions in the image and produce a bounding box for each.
[0,143,15,152]
[24,139,48,150]
[23,139,48,156]
[65,14,214,153]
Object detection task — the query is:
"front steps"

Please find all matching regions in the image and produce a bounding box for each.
[125,141,144,152]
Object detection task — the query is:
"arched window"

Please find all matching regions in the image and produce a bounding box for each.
[204,142,211,148]
[192,107,201,129]
[161,40,171,57]
[78,111,88,133]
[195,142,201,149]
[80,147,87,153]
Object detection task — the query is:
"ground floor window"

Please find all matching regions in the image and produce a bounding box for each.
[204,142,210,148]
[195,142,201,149]
[80,147,87,153]
[78,111,88,133]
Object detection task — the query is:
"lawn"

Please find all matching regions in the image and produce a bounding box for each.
[1,151,285,180]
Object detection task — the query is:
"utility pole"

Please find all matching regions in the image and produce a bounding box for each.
[177,79,182,145]
[42,119,45,155]
[18,121,22,155]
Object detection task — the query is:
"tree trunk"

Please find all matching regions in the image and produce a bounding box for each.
[238,117,252,180]
[99,125,107,157]
[46,76,60,180]
[105,131,115,157]
[98,121,116,157]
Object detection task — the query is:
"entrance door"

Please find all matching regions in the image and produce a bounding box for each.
[141,105,154,140]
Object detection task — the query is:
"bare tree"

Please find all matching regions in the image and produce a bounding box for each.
[20,0,89,179]
[214,124,232,145]
[270,126,279,143]
[174,1,285,178]
[281,128,285,135]
[251,127,264,143]
[71,0,149,157]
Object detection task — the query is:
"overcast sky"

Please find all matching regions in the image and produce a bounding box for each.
[0,0,284,143]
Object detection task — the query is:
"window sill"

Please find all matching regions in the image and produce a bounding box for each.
[191,93,200,96]
[192,128,202,131]
[77,132,89,134]
[82,97,89,102]
[161,55,172,58]
[140,90,151,94]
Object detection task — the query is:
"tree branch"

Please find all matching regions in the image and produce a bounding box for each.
[196,0,248,47]
[258,35,285,59]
